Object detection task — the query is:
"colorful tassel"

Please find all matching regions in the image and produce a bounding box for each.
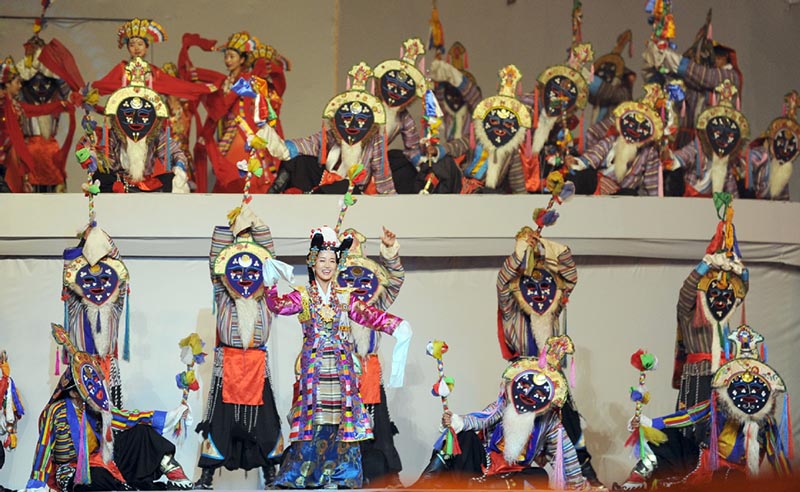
[709,393,719,471]
[569,356,576,388]
[533,88,539,129]
[553,427,566,490]
[75,404,90,484]
[165,120,172,171]
[538,346,547,369]
[54,346,60,376]
[123,286,131,361]
[320,121,328,165]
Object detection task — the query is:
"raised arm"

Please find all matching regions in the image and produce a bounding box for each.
[376,228,404,310]
[265,285,303,316]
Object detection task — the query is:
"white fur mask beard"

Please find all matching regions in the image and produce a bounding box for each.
[710,153,730,194]
[444,103,468,140]
[121,136,148,182]
[350,321,379,357]
[610,137,641,183]
[233,296,259,348]
[528,308,559,356]
[338,141,363,178]
[502,403,537,464]
[82,300,114,357]
[768,157,793,198]
[384,105,400,140]
[474,119,525,189]
[532,110,557,155]
[35,114,54,140]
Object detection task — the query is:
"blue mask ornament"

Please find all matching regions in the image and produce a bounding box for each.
[380,69,416,108]
[483,107,520,148]
[334,101,375,145]
[77,262,120,306]
[224,252,264,299]
[511,370,554,414]
[337,265,379,303]
[518,268,558,315]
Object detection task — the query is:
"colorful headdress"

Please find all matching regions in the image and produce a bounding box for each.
[335,228,391,305]
[536,54,591,118]
[446,42,475,84]
[222,31,259,58]
[252,42,291,71]
[711,325,789,476]
[307,226,354,277]
[697,80,749,158]
[322,62,386,144]
[0,56,19,85]
[104,57,169,142]
[593,29,633,83]
[373,38,427,108]
[117,18,167,49]
[501,335,574,414]
[473,65,532,129]
[212,237,274,301]
[756,90,800,163]
[612,83,666,146]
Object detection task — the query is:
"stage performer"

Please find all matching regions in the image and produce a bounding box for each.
[92,18,212,101]
[1,350,25,484]
[742,90,798,200]
[15,35,77,192]
[415,337,593,490]
[672,194,748,425]
[615,325,792,490]
[61,223,130,409]
[184,31,287,193]
[568,84,667,196]
[265,226,412,489]
[644,11,742,150]
[89,57,190,193]
[589,29,636,125]
[0,56,74,193]
[429,42,482,144]
[673,80,747,197]
[335,227,405,488]
[496,224,602,486]
[194,203,285,489]
[26,324,193,492]
[160,62,197,190]
[255,62,390,195]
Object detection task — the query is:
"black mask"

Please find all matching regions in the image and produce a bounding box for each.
[22,72,58,104]
[115,96,157,142]
[543,75,578,117]
[333,101,375,145]
[380,69,416,108]
[706,116,741,157]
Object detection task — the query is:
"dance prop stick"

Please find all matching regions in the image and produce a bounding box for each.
[421,88,443,194]
[624,350,665,463]
[427,340,461,457]
[173,333,207,441]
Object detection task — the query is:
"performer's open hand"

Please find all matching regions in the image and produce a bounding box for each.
[381,227,396,247]
[514,226,538,257]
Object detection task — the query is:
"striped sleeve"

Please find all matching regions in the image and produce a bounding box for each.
[556,246,577,296]
[460,76,482,113]
[111,407,165,432]
[461,396,504,432]
[443,135,470,159]
[287,130,327,160]
[377,243,404,310]
[579,135,614,169]
[27,401,62,486]
[250,225,276,256]
[585,115,614,150]
[543,421,587,489]
[398,110,423,167]
[678,58,741,92]
[651,399,711,429]
[497,252,524,321]
[156,129,188,171]
[210,226,234,272]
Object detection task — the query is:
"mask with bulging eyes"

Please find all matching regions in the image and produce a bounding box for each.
[595,61,617,84]
[727,370,770,415]
[333,101,375,145]
[337,265,380,303]
[518,268,557,315]
[22,72,58,103]
[706,116,741,157]
[543,75,578,117]
[224,252,264,299]
[442,82,465,113]
[619,111,655,144]
[704,278,736,322]
[116,96,156,142]
[380,69,416,108]
[772,127,798,162]
[482,107,520,148]
[511,370,555,414]
[77,262,120,306]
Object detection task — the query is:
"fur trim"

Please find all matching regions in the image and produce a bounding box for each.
[768,158,793,199]
[474,118,526,189]
[121,136,148,182]
[233,297,258,348]
[384,106,401,140]
[532,110,556,154]
[82,301,115,358]
[502,404,537,464]
[744,420,760,476]
[709,153,730,194]
[337,141,363,178]
[101,409,114,464]
[610,137,642,183]
[528,302,560,357]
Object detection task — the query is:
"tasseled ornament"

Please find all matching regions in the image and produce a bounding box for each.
[345,74,351,90]
[744,421,760,476]
[165,119,172,171]
[579,113,585,153]
[538,346,547,369]
[709,393,719,471]
[103,117,109,158]
[383,128,389,168]
[123,286,131,361]
[781,394,793,460]
[54,346,60,376]
[320,121,328,165]
[75,404,90,484]
[569,356,576,388]
[641,425,668,445]
[761,342,767,363]
[553,427,566,490]
[722,324,731,361]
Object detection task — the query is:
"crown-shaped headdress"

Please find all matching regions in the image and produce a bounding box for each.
[117,18,167,49]
[373,38,427,100]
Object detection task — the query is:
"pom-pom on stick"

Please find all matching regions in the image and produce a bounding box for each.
[426,340,461,457]
[173,333,207,442]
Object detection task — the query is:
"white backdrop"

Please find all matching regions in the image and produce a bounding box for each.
[0,251,797,488]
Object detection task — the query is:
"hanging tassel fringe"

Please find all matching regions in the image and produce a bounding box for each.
[123,286,131,361]
[553,427,566,490]
[709,393,719,471]
[569,356,576,388]
[75,405,90,484]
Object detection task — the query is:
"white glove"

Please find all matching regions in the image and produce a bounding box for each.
[450,413,465,433]
[263,258,295,287]
[429,59,464,87]
[702,253,744,275]
[387,320,412,388]
[643,40,666,69]
[568,155,589,171]
[162,403,192,438]
[231,203,264,236]
[627,414,653,432]
[663,48,682,72]
[171,166,190,194]
[252,125,290,161]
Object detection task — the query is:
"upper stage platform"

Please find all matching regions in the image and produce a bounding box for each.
[1,194,798,266]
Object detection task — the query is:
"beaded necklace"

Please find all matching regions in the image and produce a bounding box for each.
[309,281,342,324]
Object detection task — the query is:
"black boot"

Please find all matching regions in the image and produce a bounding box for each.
[262,464,277,488]
[412,452,452,488]
[268,168,291,194]
[577,447,606,488]
[195,467,215,490]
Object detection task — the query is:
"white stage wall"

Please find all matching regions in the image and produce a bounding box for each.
[0,195,798,488]
[1,0,799,199]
